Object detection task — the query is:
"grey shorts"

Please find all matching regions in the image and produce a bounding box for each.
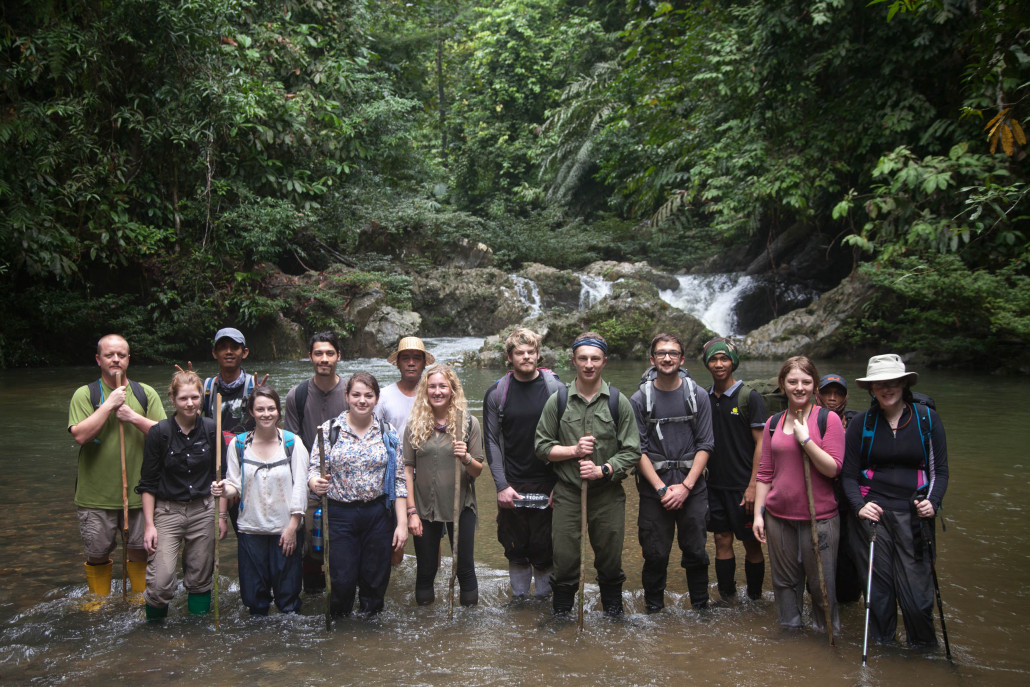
[77,507,145,559]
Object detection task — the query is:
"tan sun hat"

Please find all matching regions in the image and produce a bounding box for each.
[386,336,435,365]
[855,353,918,390]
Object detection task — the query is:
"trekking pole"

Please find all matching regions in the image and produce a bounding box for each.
[213,392,221,629]
[317,426,332,630]
[117,373,129,600]
[802,453,834,646]
[861,520,878,666]
[450,445,462,621]
[918,501,951,660]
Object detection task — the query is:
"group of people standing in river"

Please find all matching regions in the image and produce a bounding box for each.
[68,325,948,653]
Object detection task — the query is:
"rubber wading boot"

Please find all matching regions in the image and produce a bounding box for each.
[686,566,711,609]
[415,587,435,606]
[84,560,113,596]
[551,583,576,615]
[81,560,113,611]
[145,603,168,622]
[509,563,532,598]
[715,557,736,600]
[459,588,479,607]
[599,583,624,617]
[644,590,664,614]
[187,591,212,615]
[126,560,147,595]
[533,567,551,599]
[745,559,765,600]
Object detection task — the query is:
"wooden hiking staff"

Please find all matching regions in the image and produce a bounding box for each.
[317,426,332,631]
[117,373,128,600]
[802,452,834,646]
[449,451,461,621]
[213,392,222,628]
[578,479,587,632]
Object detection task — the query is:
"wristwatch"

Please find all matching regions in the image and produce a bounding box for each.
[600,464,612,480]
[657,485,668,498]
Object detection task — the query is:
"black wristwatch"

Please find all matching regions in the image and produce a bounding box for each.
[600,464,612,480]
[656,485,668,498]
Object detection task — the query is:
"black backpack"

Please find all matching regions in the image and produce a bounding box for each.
[88,378,149,414]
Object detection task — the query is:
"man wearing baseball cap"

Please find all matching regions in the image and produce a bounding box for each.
[817,373,858,429]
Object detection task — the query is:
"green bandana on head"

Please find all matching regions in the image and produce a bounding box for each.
[703,338,739,370]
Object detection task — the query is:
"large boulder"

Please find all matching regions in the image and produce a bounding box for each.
[412,267,528,336]
[740,273,877,359]
[246,312,307,361]
[518,263,581,310]
[471,276,715,364]
[263,265,422,359]
[582,260,680,291]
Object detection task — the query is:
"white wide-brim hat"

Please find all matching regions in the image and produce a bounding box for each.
[856,353,918,390]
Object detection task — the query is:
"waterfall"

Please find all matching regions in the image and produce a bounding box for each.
[659,273,757,336]
[577,273,615,309]
[509,275,542,319]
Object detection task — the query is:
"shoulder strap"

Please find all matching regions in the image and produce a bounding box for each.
[293,382,309,435]
[244,373,255,396]
[555,384,569,424]
[88,379,102,410]
[817,406,829,437]
[861,409,879,460]
[608,385,621,424]
[737,383,752,430]
[767,410,785,436]
[328,419,340,448]
[496,372,513,422]
[283,430,296,458]
[127,380,149,414]
[541,369,562,395]
[203,376,216,415]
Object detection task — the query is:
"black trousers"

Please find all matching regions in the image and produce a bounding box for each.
[414,506,478,593]
[638,481,710,602]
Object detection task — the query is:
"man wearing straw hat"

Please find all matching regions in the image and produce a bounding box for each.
[375,336,435,451]
[68,334,165,600]
[376,336,434,562]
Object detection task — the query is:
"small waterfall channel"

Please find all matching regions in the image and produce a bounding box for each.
[509,275,542,319]
[659,273,757,336]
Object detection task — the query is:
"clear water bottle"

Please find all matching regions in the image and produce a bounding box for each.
[312,506,323,552]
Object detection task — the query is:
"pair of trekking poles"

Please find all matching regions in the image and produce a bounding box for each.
[861,501,951,666]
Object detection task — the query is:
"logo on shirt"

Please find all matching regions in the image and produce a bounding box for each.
[731,406,740,415]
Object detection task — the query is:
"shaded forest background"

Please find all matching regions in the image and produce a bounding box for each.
[1,0,1027,367]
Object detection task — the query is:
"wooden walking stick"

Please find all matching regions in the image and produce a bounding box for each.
[317,426,332,630]
[117,373,129,600]
[213,392,222,628]
[578,479,587,632]
[450,446,462,620]
[803,453,834,646]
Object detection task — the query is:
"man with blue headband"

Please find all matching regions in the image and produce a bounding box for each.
[535,332,640,617]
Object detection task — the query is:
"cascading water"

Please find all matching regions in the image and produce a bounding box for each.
[659,273,757,336]
[509,275,542,319]
[577,273,615,309]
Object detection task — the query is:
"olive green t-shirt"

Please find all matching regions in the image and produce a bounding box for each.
[403,416,482,522]
[68,379,166,510]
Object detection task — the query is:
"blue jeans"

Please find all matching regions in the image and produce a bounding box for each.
[237,529,303,615]
[327,498,395,616]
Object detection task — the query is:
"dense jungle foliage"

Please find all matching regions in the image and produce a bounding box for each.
[1,0,1027,367]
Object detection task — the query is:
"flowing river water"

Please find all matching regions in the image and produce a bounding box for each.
[1,340,1027,685]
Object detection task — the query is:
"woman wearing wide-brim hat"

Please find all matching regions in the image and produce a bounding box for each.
[841,354,949,648]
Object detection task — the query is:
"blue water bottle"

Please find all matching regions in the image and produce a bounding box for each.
[312,506,323,552]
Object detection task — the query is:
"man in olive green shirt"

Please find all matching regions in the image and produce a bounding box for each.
[535,331,639,616]
[68,334,165,598]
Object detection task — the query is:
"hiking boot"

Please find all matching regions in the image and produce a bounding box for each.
[552,584,576,616]
[599,583,624,617]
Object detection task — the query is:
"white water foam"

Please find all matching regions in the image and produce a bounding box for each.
[577,273,614,309]
[509,274,542,319]
[659,273,756,336]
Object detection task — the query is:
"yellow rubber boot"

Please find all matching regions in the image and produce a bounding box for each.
[127,560,147,603]
[82,560,112,611]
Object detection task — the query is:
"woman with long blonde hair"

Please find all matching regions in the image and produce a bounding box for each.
[404,364,483,606]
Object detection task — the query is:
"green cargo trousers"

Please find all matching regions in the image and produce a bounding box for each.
[551,479,627,588]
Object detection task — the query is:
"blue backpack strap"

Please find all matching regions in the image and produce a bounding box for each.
[244,372,255,396]
[282,430,296,458]
[860,409,878,461]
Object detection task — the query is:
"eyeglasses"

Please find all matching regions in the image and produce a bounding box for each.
[870,379,904,390]
[653,350,683,359]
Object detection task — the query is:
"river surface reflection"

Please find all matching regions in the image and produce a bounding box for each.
[1,343,1027,685]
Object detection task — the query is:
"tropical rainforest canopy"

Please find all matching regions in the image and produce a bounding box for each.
[1,0,1027,366]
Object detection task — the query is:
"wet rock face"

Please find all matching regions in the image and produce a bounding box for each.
[740,273,876,359]
[582,260,680,291]
[518,263,580,310]
[411,267,528,336]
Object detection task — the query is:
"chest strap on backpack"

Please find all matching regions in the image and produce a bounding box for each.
[650,453,696,473]
[235,430,295,512]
